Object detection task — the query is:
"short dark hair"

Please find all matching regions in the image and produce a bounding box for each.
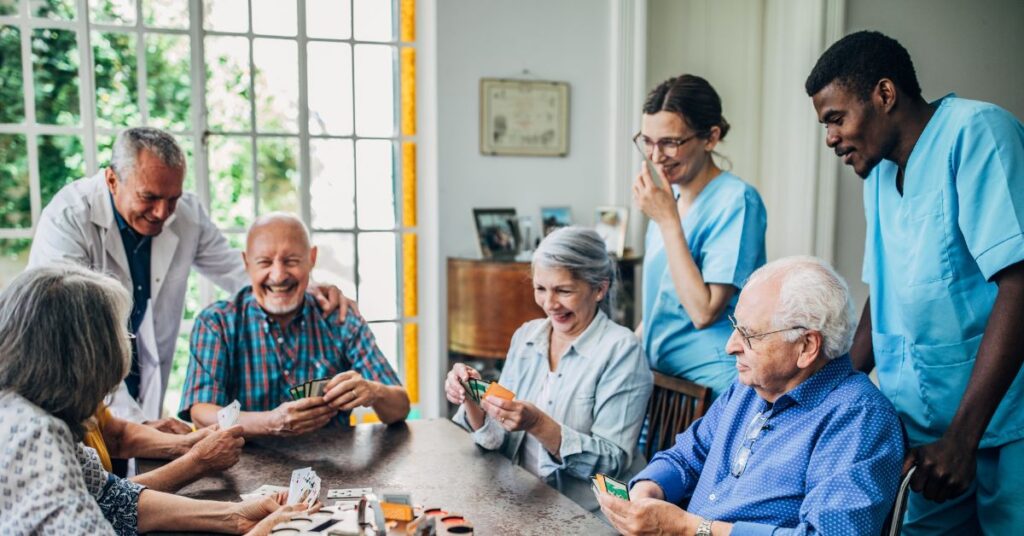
[805,30,922,101]
[643,74,730,140]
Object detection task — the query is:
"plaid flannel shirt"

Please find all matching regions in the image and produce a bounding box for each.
[178,286,401,426]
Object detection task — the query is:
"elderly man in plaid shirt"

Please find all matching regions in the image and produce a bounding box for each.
[179,213,410,436]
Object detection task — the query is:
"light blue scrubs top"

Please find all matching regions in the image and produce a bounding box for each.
[864,94,1024,449]
[642,171,767,397]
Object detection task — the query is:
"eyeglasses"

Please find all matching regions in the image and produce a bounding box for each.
[728,314,807,350]
[632,132,700,158]
[731,410,770,477]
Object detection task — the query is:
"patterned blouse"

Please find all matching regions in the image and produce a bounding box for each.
[0,391,145,536]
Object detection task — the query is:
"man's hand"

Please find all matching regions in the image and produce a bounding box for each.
[905,434,977,502]
[629,480,666,501]
[144,417,192,435]
[598,493,695,536]
[268,398,337,437]
[444,363,482,405]
[185,424,245,473]
[309,283,358,323]
[481,396,544,433]
[323,370,381,411]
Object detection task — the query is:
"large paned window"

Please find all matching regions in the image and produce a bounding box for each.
[0,0,421,419]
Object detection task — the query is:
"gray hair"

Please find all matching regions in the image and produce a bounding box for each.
[745,256,855,360]
[110,126,186,181]
[0,265,132,440]
[532,226,618,316]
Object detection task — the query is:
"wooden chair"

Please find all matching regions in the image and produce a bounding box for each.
[643,371,712,461]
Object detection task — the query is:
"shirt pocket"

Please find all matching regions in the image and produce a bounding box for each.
[910,333,981,432]
[567,394,596,433]
[900,189,953,287]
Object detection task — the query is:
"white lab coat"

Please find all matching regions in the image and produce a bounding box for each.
[28,171,249,421]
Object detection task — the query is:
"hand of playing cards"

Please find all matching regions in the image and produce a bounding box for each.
[458,378,515,404]
[593,473,630,500]
[289,377,331,400]
[287,467,322,507]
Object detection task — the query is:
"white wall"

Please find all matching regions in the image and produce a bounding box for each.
[437,0,616,260]
[432,0,623,415]
[834,0,1024,305]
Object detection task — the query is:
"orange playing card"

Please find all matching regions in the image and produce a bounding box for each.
[381,502,414,521]
[483,382,515,400]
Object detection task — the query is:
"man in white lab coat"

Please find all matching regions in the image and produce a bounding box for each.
[29,127,345,431]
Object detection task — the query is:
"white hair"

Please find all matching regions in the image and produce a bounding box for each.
[532,226,618,316]
[110,126,185,181]
[745,256,855,360]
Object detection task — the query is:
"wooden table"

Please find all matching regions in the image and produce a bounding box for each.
[142,419,614,535]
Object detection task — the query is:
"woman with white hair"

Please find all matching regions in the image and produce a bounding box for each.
[0,265,306,535]
[446,227,653,512]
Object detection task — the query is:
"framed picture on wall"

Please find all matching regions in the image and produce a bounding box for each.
[480,78,570,156]
[594,206,628,257]
[473,208,520,259]
[540,206,572,236]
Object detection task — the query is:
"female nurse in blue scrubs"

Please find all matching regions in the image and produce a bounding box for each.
[632,74,767,398]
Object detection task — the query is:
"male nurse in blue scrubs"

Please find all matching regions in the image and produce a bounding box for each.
[805,31,1024,535]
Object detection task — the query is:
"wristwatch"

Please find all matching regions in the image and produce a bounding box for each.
[696,517,714,536]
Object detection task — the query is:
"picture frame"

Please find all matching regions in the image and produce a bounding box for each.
[540,206,572,237]
[594,206,628,258]
[480,78,570,156]
[473,208,520,259]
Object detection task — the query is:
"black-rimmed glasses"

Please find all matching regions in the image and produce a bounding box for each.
[632,132,700,158]
[731,411,769,477]
[728,314,807,350]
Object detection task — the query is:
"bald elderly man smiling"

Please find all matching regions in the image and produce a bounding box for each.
[179,213,409,436]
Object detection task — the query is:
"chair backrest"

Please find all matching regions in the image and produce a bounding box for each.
[880,466,916,536]
[643,371,712,460]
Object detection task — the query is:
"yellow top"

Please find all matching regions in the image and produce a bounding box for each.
[82,405,113,471]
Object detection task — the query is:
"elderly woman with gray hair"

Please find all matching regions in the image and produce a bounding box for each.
[0,265,307,535]
[446,226,653,512]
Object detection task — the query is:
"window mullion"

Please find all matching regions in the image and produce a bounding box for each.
[297,0,310,225]
[190,0,209,208]
[246,0,259,218]
[75,0,98,176]
[135,0,148,124]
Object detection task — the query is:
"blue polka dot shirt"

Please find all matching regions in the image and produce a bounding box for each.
[631,356,905,535]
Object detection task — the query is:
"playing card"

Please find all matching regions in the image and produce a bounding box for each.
[288,467,315,505]
[326,487,373,500]
[308,377,330,397]
[468,379,489,402]
[483,381,515,401]
[599,473,629,500]
[239,484,288,501]
[217,399,241,428]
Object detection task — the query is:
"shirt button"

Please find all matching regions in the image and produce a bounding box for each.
[277,337,284,343]
[548,401,553,405]
[137,286,142,290]
[709,493,716,501]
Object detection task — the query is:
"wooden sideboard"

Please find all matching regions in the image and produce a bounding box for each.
[446,256,641,360]
[447,258,543,359]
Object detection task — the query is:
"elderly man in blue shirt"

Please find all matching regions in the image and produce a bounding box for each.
[599,256,904,536]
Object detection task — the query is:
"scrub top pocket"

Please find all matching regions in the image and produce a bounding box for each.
[911,333,982,435]
[900,189,954,287]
